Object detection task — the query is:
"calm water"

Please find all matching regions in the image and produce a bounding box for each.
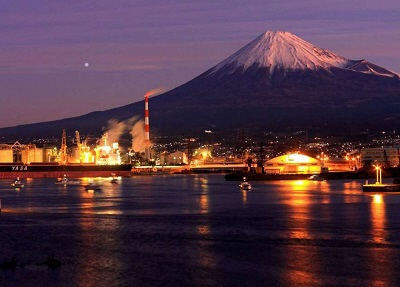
[1,175,400,287]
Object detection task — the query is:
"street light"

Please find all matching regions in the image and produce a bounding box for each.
[375,166,382,185]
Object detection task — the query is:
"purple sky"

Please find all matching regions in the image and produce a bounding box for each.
[1,0,399,128]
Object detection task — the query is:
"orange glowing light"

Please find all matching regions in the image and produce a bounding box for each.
[372,194,383,204]
[144,88,163,98]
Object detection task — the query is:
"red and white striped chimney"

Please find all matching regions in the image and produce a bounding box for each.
[144,93,150,160]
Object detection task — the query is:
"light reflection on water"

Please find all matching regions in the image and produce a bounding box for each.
[366,193,397,287]
[370,194,387,244]
[282,178,320,276]
[1,175,400,286]
[241,189,248,205]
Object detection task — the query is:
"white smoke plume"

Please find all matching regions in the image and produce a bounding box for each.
[102,116,147,153]
[101,88,162,151]
[104,118,128,144]
[144,88,163,98]
[130,119,145,153]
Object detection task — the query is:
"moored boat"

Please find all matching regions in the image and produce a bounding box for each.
[308,174,324,181]
[84,181,102,191]
[239,177,252,190]
[11,177,24,188]
[55,174,81,185]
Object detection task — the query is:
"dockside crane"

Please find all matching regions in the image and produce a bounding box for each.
[75,130,82,162]
[61,129,67,164]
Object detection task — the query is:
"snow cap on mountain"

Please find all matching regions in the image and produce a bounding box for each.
[212,31,349,73]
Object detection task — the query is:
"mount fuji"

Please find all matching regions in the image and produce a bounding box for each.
[1,30,400,140]
[212,31,398,77]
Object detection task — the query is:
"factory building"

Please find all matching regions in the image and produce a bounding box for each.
[361,147,400,167]
[0,142,52,164]
[264,153,321,174]
[159,151,188,165]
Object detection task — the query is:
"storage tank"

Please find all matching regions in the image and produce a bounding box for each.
[43,147,57,163]
[21,147,44,163]
[0,149,13,163]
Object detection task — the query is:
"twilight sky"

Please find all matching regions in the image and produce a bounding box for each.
[1,0,399,128]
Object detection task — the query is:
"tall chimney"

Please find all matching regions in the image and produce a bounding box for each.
[144,94,150,160]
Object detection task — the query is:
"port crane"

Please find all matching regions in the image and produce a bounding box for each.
[75,130,82,162]
[61,129,67,164]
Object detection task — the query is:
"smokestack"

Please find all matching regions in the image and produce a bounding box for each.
[144,94,150,160]
[142,89,162,161]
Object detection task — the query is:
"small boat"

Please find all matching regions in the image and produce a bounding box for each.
[308,174,324,181]
[110,173,119,184]
[84,182,102,191]
[55,175,81,185]
[11,177,24,188]
[239,177,252,190]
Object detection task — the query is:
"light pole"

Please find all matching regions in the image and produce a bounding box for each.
[376,166,382,184]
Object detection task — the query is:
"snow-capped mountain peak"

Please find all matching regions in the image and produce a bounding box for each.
[212,31,348,73]
[210,31,399,78]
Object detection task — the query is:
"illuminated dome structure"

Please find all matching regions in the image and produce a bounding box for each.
[264,153,320,174]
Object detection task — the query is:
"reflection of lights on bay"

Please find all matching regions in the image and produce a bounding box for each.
[372,194,383,204]
[370,193,386,244]
[343,181,359,189]
[291,180,311,191]
[196,224,210,235]
[293,180,305,186]
[241,190,247,205]
[200,194,209,213]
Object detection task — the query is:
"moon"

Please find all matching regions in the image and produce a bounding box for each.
[84,63,89,68]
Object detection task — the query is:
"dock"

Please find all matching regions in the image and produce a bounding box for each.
[362,165,400,192]
[363,183,400,192]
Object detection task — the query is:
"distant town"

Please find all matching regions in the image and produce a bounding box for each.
[1,128,399,174]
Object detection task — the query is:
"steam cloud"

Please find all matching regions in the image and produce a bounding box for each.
[130,119,145,152]
[102,116,147,153]
[104,118,128,144]
[101,89,163,152]
[144,88,163,98]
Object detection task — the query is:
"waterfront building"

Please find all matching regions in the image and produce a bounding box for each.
[264,153,320,174]
[0,142,49,164]
[361,147,400,167]
[160,150,188,165]
[169,151,188,165]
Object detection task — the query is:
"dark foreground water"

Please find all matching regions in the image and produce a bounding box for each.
[1,175,400,287]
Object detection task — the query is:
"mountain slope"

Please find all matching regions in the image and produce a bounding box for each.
[0,30,399,141]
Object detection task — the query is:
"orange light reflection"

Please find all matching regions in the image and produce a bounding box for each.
[370,194,387,244]
[367,193,394,287]
[241,189,248,205]
[199,194,209,214]
[280,180,321,285]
